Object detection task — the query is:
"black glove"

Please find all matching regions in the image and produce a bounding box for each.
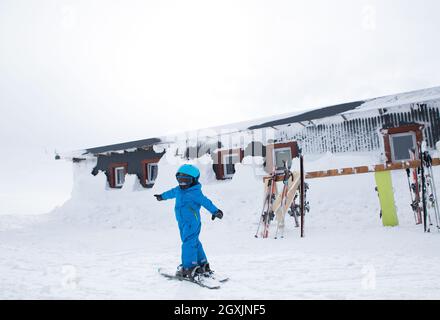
[212,210,223,221]
[154,194,163,201]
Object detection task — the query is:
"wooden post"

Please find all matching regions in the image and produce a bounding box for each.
[300,155,305,238]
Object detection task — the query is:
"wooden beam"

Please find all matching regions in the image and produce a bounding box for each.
[305,158,440,179]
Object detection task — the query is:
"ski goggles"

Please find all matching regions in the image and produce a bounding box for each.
[176,173,194,186]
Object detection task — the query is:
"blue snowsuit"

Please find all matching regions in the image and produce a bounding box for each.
[160,183,219,269]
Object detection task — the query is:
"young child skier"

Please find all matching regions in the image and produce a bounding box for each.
[154,164,223,280]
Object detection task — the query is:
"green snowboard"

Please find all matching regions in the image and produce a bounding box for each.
[375,171,399,227]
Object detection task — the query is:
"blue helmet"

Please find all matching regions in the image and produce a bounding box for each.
[176,164,200,189]
[176,164,200,179]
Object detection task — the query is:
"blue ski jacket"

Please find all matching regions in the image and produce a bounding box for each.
[161,183,219,226]
[160,183,219,268]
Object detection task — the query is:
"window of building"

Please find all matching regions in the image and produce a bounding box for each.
[223,154,240,178]
[114,166,126,187]
[390,132,417,161]
[141,158,161,187]
[274,147,292,170]
[147,163,158,184]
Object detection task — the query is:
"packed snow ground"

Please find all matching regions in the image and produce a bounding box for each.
[1,152,440,299]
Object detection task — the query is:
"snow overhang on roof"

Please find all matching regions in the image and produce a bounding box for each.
[56,137,166,161]
[84,137,163,155]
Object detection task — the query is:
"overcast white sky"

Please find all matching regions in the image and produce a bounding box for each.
[1,0,440,214]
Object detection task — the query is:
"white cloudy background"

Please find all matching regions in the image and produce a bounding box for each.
[1,0,440,214]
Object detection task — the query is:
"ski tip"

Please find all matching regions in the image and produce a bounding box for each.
[207,284,221,290]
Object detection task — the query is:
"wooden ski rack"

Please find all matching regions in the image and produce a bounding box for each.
[262,174,294,183]
[305,158,440,180]
[259,170,302,239]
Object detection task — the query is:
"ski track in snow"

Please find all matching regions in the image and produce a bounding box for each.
[0,158,439,299]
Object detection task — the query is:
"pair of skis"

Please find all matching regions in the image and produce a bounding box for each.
[406,148,423,225]
[406,142,440,232]
[255,169,277,239]
[274,162,295,239]
[158,268,229,290]
[424,151,440,229]
[420,143,440,232]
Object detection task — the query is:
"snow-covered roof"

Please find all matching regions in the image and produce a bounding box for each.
[85,137,162,155]
[248,86,440,130]
[247,100,365,130]
[57,137,165,159]
[346,86,440,114]
[59,85,440,159]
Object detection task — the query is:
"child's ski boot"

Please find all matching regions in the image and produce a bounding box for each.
[197,263,214,277]
[196,263,229,283]
[175,265,200,280]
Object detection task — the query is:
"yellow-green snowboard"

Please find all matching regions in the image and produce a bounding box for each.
[375,171,399,227]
